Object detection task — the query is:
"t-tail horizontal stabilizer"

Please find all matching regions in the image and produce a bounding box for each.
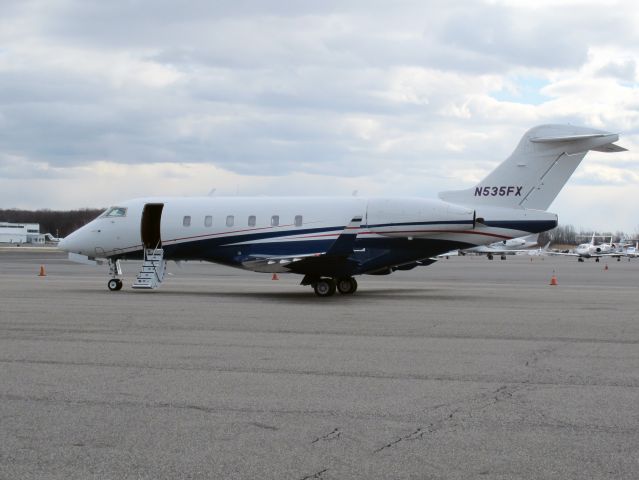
[439,124,626,211]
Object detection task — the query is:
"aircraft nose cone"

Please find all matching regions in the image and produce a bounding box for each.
[58,229,83,254]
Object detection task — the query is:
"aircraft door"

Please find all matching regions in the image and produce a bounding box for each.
[141,203,164,249]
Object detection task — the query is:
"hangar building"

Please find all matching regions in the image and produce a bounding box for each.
[0,223,45,244]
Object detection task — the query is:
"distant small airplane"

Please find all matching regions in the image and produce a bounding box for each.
[549,234,624,262]
[522,242,551,257]
[59,124,625,296]
[614,240,639,259]
[460,233,540,260]
[624,242,639,258]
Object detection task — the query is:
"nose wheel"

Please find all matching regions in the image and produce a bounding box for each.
[107,258,123,291]
[108,278,123,291]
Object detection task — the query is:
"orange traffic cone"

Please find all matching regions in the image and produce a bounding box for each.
[549,272,558,286]
[271,273,279,280]
[38,265,47,277]
[604,264,609,271]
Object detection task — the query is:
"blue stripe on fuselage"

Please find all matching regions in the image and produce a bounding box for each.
[482,219,556,233]
[118,219,551,274]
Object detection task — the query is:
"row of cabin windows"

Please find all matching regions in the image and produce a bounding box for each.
[182,215,303,228]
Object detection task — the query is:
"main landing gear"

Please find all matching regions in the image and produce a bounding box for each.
[309,276,358,297]
[336,276,358,294]
[107,258,123,291]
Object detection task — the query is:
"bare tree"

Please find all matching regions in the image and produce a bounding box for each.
[0,208,104,238]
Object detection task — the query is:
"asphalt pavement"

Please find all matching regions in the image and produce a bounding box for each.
[1,248,638,479]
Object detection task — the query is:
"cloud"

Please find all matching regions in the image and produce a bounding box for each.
[597,58,637,82]
[0,0,639,230]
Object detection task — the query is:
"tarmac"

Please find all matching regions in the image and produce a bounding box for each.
[1,247,638,479]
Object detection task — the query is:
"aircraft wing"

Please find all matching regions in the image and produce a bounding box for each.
[241,251,325,273]
[517,242,551,256]
[436,250,459,257]
[241,216,363,273]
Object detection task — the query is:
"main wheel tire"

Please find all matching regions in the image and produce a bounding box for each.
[336,277,358,294]
[108,279,121,291]
[313,278,336,297]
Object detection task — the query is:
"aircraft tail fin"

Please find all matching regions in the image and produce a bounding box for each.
[439,125,626,211]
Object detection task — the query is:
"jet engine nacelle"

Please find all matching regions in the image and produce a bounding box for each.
[366,198,474,238]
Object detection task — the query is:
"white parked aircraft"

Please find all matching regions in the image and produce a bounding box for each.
[522,242,551,257]
[460,233,539,260]
[59,125,625,296]
[550,234,625,262]
[623,242,639,259]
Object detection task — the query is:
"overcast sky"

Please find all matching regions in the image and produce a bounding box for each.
[1,0,638,231]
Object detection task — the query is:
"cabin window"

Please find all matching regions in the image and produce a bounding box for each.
[271,215,279,227]
[103,207,127,218]
[204,215,213,227]
[226,215,234,227]
[248,215,256,227]
[295,215,303,227]
[183,216,191,227]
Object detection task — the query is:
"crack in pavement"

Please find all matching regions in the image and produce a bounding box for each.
[375,383,529,453]
[311,428,340,444]
[299,468,328,479]
[248,421,278,431]
[374,428,426,453]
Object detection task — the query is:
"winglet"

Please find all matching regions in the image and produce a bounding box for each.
[325,216,363,256]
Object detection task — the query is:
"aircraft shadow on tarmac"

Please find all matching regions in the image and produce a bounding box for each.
[79,287,477,303]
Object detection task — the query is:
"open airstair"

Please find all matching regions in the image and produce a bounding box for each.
[132,248,166,289]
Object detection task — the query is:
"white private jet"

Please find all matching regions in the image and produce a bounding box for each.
[459,233,540,260]
[59,124,625,296]
[623,241,639,259]
[522,241,551,257]
[550,234,625,262]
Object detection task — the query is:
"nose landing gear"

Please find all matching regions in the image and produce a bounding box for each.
[107,258,123,291]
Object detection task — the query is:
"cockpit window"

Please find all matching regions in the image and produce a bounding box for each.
[102,207,127,218]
